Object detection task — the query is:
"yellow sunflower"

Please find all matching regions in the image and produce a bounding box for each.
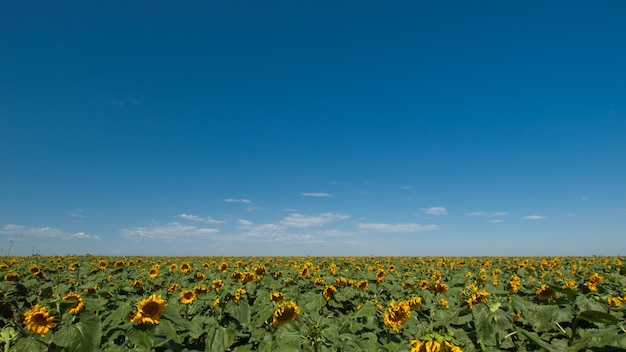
[4,271,22,281]
[131,294,167,324]
[405,296,423,310]
[24,305,56,336]
[180,290,196,305]
[536,284,557,300]
[409,339,462,352]
[62,292,85,314]
[271,301,301,327]
[29,266,41,276]
[211,279,224,291]
[322,285,337,301]
[180,262,192,273]
[233,288,246,303]
[148,267,159,278]
[384,301,411,332]
[355,280,369,291]
[168,283,180,293]
[269,292,285,303]
[375,269,386,282]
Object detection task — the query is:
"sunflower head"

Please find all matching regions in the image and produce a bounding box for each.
[234,288,246,303]
[406,296,423,310]
[536,284,557,300]
[269,292,285,303]
[376,269,386,282]
[211,279,224,291]
[180,262,192,273]
[355,280,369,291]
[62,293,85,314]
[180,290,196,305]
[272,301,301,327]
[29,266,41,276]
[322,285,337,301]
[24,305,56,336]
[148,267,159,278]
[131,294,167,325]
[384,301,411,332]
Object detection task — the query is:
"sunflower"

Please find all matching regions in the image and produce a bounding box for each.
[409,339,462,352]
[313,277,325,286]
[211,279,224,291]
[62,293,85,314]
[270,292,285,303]
[384,301,411,332]
[242,272,256,283]
[536,284,557,300]
[584,273,603,291]
[355,280,369,291]
[405,296,423,310]
[323,285,337,301]
[334,277,349,287]
[219,262,229,272]
[180,290,196,305]
[131,294,167,324]
[29,266,41,276]
[430,282,448,295]
[194,272,206,282]
[148,267,159,278]
[98,260,108,269]
[24,305,56,336]
[234,288,246,303]
[4,271,22,281]
[168,283,179,293]
[194,285,209,294]
[272,301,301,327]
[254,265,267,277]
[169,263,178,272]
[466,289,489,309]
[376,269,386,282]
[508,275,521,292]
[231,270,243,281]
[180,262,192,273]
[440,298,449,308]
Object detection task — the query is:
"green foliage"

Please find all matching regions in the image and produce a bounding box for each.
[0,255,624,351]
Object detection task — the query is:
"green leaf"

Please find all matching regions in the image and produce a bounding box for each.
[227,301,251,326]
[351,302,377,318]
[205,326,236,352]
[11,337,47,352]
[517,328,557,352]
[126,324,155,350]
[578,311,619,325]
[52,313,102,352]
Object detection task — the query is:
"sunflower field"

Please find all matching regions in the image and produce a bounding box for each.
[0,256,625,351]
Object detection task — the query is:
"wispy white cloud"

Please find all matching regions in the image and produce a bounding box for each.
[302,192,334,197]
[466,211,508,217]
[280,213,349,228]
[0,224,98,240]
[224,198,252,204]
[401,186,413,190]
[176,214,224,224]
[237,219,253,226]
[245,206,263,212]
[581,195,588,201]
[488,219,503,223]
[422,207,448,215]
[120,222,218,241]
[357,222,438,233]
[67,211,85,218]
[522,215,547,220]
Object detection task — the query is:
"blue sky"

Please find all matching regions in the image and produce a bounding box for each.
[1,1,625,256]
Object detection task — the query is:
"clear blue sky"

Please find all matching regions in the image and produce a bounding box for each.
[1,1,625,256]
